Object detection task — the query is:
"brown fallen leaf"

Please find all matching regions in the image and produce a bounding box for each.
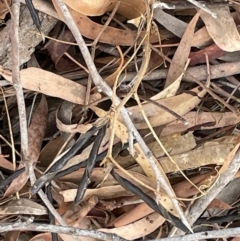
[0,155,14,171]
[207,198,232,210]
[28,95,48,163]
[189,43,225,66]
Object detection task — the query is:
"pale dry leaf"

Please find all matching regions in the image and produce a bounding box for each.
[56,117,93,134]
[192,25,212,47]
[161,111,240,137]
[218,141,240,175]
[99,212,165,240]
[118,86,208,129]
[159,136,236,173]
[116,132,196,168]
[0,67,100,105]
[200,6,240,52]
[164,12,200,88]
[60,185,137,202]
[0,198,47,215]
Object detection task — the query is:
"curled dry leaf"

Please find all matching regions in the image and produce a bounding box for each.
[63,0,145,19]
[52,0,162,46]
[0,0,11,19]
[0,198,47,215]
[99,212,165,240]
[200,6,240,52]
[0,67,101,105]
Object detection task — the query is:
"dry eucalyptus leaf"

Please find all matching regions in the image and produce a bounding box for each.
[0,155,14,171]
[60,185,136,202]
[118,86,208,129]
[28,95,48,163]
[0,67,100,105]
[63,0,145,19]
[159,136,236,173]
[52,0,161,46]
[0,198,47,215]
[200,6,240,52]
[161,111,240,137]
[164,12,200,88]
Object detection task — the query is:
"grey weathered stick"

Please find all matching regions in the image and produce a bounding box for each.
[10,3,78,239]
[0,222,126,241]
[11,0,29,161]
[118,61,240,83]
[151,227,240,241]
[55,0,192,232]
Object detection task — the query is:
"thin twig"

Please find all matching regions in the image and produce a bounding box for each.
[11,0,29,161]
[0,222,126,241]
[54,0,191,232]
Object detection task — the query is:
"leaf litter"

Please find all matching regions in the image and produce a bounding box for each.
[0,0,240,241]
